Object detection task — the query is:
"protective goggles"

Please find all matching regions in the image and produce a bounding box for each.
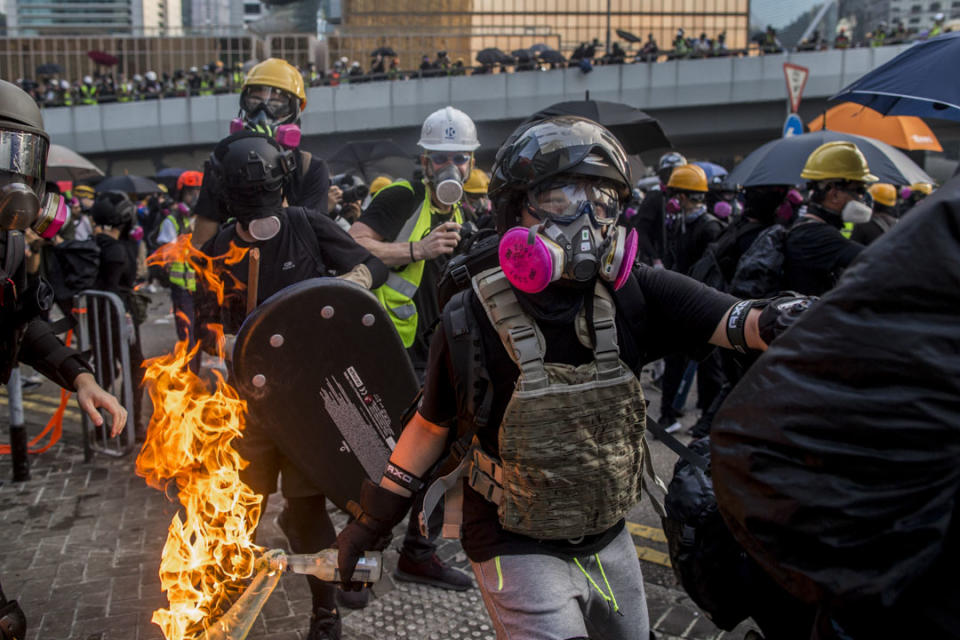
[0,128,49,196]
[240,86,298,121]
[427,151,472,166]
[526,180,620,226]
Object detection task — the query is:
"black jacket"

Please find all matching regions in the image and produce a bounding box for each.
[0,231,91,389]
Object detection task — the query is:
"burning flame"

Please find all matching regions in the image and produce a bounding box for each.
[137,234,263,639]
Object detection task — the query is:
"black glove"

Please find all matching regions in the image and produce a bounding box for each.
[758,294,818,346]
[193,159,228,224]
[336,479,412,590]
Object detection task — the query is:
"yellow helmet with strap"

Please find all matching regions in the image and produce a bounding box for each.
[801,141,878,183]
[667,164,709,192]
[243,58,307,110]
[463,168,490,194]
[868,183,897,207]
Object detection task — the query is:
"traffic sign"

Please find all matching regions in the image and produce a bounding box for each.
[783,63,810,113]
[783,113,804,138]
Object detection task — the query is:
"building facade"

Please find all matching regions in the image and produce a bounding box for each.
[6,0,183,35]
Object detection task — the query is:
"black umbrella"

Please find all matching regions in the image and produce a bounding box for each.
[477,48,514,65]
[522,100,671,155]
[536,49,566,65]
[616,29,642,43]
[511,49,533,62]
[95,175,161,195]
[371,46,397,58]
[727,131,932,187]
[36,63,64,76]
[326,139,413,182]
[529,43,550,54]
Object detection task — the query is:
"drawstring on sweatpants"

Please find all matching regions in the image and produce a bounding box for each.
[573,555,622,616]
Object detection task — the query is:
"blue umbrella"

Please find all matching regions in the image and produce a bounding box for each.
[832,32,960,121]
[692,161,728,182]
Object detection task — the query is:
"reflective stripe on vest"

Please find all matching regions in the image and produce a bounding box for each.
[165,214,197,291]
[373,180,462,347]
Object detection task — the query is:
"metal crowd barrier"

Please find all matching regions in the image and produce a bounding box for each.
[73,290,137,460]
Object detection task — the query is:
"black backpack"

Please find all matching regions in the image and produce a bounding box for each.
[687,220,764,292]
[661,436,755,631]
[729,224,789,298]
[46,238,101,302]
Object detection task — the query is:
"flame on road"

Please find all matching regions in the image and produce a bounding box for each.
[137,235,261,639]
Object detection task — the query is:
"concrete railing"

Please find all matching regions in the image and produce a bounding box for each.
[44,45,909,155]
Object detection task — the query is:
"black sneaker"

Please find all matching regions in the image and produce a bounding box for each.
[306,607,341,640]
[336,585,371,610]
[394,553,473,591]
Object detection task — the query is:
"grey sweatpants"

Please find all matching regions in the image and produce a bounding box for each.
[470,526,649,640]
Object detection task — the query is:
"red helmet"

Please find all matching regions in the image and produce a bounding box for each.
[177,170,203,191]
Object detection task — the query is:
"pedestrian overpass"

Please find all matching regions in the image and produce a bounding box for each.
[45,44,955,177]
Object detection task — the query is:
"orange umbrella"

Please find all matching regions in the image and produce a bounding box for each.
[808,102,942,151]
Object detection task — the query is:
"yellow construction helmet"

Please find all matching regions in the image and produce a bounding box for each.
[242,58,307,110]
[800,141,878,183]
[369,175,393,195]
[909,181,933,196]
[463,168,490,194]
[667,164,709,192]
[868,183,897,207]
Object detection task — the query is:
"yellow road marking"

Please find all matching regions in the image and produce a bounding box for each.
[0,394,81,421]
[635,545,672,567]
[626,522,667,543]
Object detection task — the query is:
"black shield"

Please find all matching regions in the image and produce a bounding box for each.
[232,278,418,511]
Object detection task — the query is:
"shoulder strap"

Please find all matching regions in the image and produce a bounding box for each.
[299,150,312,179]
[285,207,324,262]
[574,282,622,379]
[472,267,548,390]
[3,231,24,279]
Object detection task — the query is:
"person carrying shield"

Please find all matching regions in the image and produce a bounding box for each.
[195,131,387,640]
[335,115,817,640]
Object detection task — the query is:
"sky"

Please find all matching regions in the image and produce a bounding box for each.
[750,0,824,30]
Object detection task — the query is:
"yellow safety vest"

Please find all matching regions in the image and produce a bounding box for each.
[373,180,463,347]
[166,214,197,291]
[80,85,96,105]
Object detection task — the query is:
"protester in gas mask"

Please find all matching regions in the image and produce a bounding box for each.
[156,170,203,367]
[461,168,492,226]
[335,115,817,640]
[347,105,479,598]
[782,141,873,296]
[194,130,388,640]
[191,58,333,248]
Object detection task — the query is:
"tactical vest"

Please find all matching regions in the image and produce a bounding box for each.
[165,214,196,292]
[373,180,463,348]
[421,268,656,541]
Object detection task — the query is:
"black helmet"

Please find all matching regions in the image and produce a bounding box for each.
[91,191,135,228]
[489,115,631,233]
[0,79,50,197]
[210,131,294,192]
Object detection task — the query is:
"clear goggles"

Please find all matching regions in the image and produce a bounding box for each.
[240,86,298,121]
[526,180,620,226]
[0,128,48,196]
[427,151,472,166]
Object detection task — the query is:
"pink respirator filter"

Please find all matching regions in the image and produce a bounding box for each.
[499,226,563,294]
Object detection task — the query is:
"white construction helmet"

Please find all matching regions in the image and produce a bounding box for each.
[418,106,480,152]
[83,75,93,84]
